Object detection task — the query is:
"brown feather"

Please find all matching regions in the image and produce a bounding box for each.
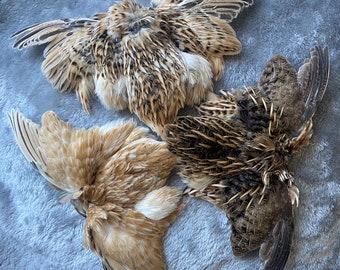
[165,45,330,269]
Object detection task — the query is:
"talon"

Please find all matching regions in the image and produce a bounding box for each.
[288,185,300,206]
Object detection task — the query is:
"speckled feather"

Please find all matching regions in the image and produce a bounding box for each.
[165,46,329,270]
[11,0,253,138]
[8,110,185,270]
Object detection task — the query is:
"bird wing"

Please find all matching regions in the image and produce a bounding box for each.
[94,137,177,207]
[257,53,310,137]
[166,8,241,78]
[259,46,330,134]
[258,46,329,151]
[187,168,293,270]
[258,54,298,107]
[11,19,98,113]
[8,110,100,194]
[166,115,248,189]
[155,0,253,22]
[222,173,293,269]
[8,110,47,179]
[11,18,96,49]
[8,111,139,199]
[182,0,253,21]
[296,45,330,129]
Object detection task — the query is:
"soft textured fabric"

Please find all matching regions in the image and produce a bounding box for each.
[0,0,339,269]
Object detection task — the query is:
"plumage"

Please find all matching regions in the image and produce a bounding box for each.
[8,110,185,270]
[11,0,253,138]
[165,46,329,269]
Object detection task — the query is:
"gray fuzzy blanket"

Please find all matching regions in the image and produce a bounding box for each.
[0,0,339,269]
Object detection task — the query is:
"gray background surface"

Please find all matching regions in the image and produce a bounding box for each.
[0,0,339,269]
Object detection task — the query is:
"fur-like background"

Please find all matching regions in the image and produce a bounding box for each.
[0,0,339,269]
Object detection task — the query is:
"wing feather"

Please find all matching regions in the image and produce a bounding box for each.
[11,18,97,49]
[9,111,102,195]
[12,19,98,112]
[297,45,330,127]
[8,110,47,173]
[260,219,293,270]
[180,0,254,22]
[167,10,241,77]
[154,0,253,22]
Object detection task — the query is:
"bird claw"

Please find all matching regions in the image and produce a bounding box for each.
[288,185,299,206]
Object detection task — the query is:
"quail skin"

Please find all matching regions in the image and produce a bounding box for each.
[8,110,185,270]
[11,0,253,138]
[165,46,330,270]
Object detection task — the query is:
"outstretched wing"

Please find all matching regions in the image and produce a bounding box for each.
[8,110,100,194]
[11,18,96,49]
[11,18,98,113]
[181,0,253,21]
[8,111,138,197]
[8,110,47,179]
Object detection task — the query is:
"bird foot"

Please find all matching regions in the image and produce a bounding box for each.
[288,185,299,206]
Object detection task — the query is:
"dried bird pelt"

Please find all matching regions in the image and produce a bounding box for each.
[8,110,185,270]
[165,45,330,270]
[11,0,253,138]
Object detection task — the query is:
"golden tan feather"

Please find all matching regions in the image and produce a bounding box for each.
[9,110,185,269]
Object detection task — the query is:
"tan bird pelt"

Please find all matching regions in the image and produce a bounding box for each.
[11,0,253,138]
[8,110,185,270]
